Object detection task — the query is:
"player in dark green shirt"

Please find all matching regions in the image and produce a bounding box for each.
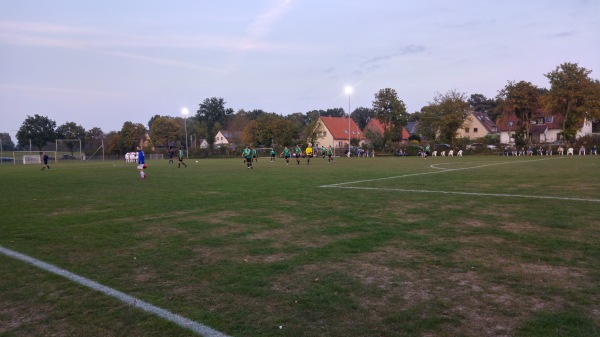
[280,147,291,165]
[243,146,253,169]
[295,144,302,165]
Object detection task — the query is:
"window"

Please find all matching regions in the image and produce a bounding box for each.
[508,121,513,127]
[465,127,470,133]
[547,116,553,123]
[474,128,478,133]
[592,121,600,133]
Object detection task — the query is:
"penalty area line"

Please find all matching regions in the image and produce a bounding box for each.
[321,157,564,188]
[326,186,600,203]
[0,245,230,337]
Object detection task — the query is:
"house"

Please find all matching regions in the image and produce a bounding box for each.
[214,130,242,148]
[496,112,592,144]
[195,138,209,149]
[311,116,365,148]
[456,111,498,140]
[405,121,419,137]
[364,119,410,144]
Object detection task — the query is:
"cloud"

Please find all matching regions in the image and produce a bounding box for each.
[548,31,577,38]
[0,83,132,98]
[361,44,426,70]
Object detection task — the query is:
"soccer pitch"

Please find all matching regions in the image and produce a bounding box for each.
[1,156,599,336]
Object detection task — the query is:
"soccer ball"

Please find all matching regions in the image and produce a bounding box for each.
[196,160,198,163]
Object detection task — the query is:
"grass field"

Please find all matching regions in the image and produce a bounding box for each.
[1,155,599,337]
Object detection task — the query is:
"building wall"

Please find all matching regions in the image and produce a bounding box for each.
[457,113,492,140]
[214,131,230,147]
[312,120,335,148]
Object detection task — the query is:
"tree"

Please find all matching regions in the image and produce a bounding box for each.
[372,88,409,149]
[468,93,499,121]
[351,107,375,130]
[416,105,438,142]
[150,117,182,149]
[497,81,541,146]
[85,127,104,152]
[118,122,146,154]
[105,131,120,155]
[254,113,280,146]
[319,108,345,118]
[196,97,234,149]
[56,122,86,155]
[420,90,470,148]
[0,133,15,151]
[545,62,600,144]
[252,113,300,148]
[16,114,57,151]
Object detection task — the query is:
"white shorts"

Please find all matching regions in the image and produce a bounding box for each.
[137,164,144,170]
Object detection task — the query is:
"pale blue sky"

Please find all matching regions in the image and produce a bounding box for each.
[1,0,599,142]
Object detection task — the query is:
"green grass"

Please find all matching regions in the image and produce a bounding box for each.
[1,155,599,336]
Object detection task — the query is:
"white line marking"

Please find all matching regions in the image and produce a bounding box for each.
[327,186,600,203]
[320,157,599,202]
[322,158,556,188]
[0,245,230,337]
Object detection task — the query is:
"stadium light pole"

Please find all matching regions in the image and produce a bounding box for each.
[181,107,189,158]
[344,86,353,157]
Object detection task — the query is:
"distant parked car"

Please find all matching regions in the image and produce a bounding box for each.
[434,144,451,151]
[466,143,484,150]
[486,144,498,150]
[60,154,76,160]
[0,157,13,162]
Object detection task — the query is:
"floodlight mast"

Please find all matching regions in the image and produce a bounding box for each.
[344,86,353,157]
[181,107,190,158]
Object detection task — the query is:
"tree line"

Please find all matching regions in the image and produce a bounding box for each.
[4,62,599,155]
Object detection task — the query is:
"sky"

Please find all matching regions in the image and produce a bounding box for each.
[1,0,599,144]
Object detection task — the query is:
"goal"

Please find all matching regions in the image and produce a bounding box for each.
[254,148,274,158]
[10,151,57,165]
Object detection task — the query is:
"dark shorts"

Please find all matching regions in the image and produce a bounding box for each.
[179,158,184,162]
[246,157,252,163]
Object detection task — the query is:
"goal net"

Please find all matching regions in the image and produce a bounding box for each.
[23,155,41,165]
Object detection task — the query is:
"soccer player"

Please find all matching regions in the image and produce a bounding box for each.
[321,145,326,159]
[252,148,258,162]
[305,144,313,165]
[295,144,302,165]
[178,147,187,168]
[40,152,50,170]
[270,148,276,162]
[168,148,174,164]
[243,145,253,169]
[327,146,334,162]
[137,146,146,179]
[280,146,291,165]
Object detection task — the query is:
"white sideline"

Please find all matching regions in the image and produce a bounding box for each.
[0,245,230,337]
